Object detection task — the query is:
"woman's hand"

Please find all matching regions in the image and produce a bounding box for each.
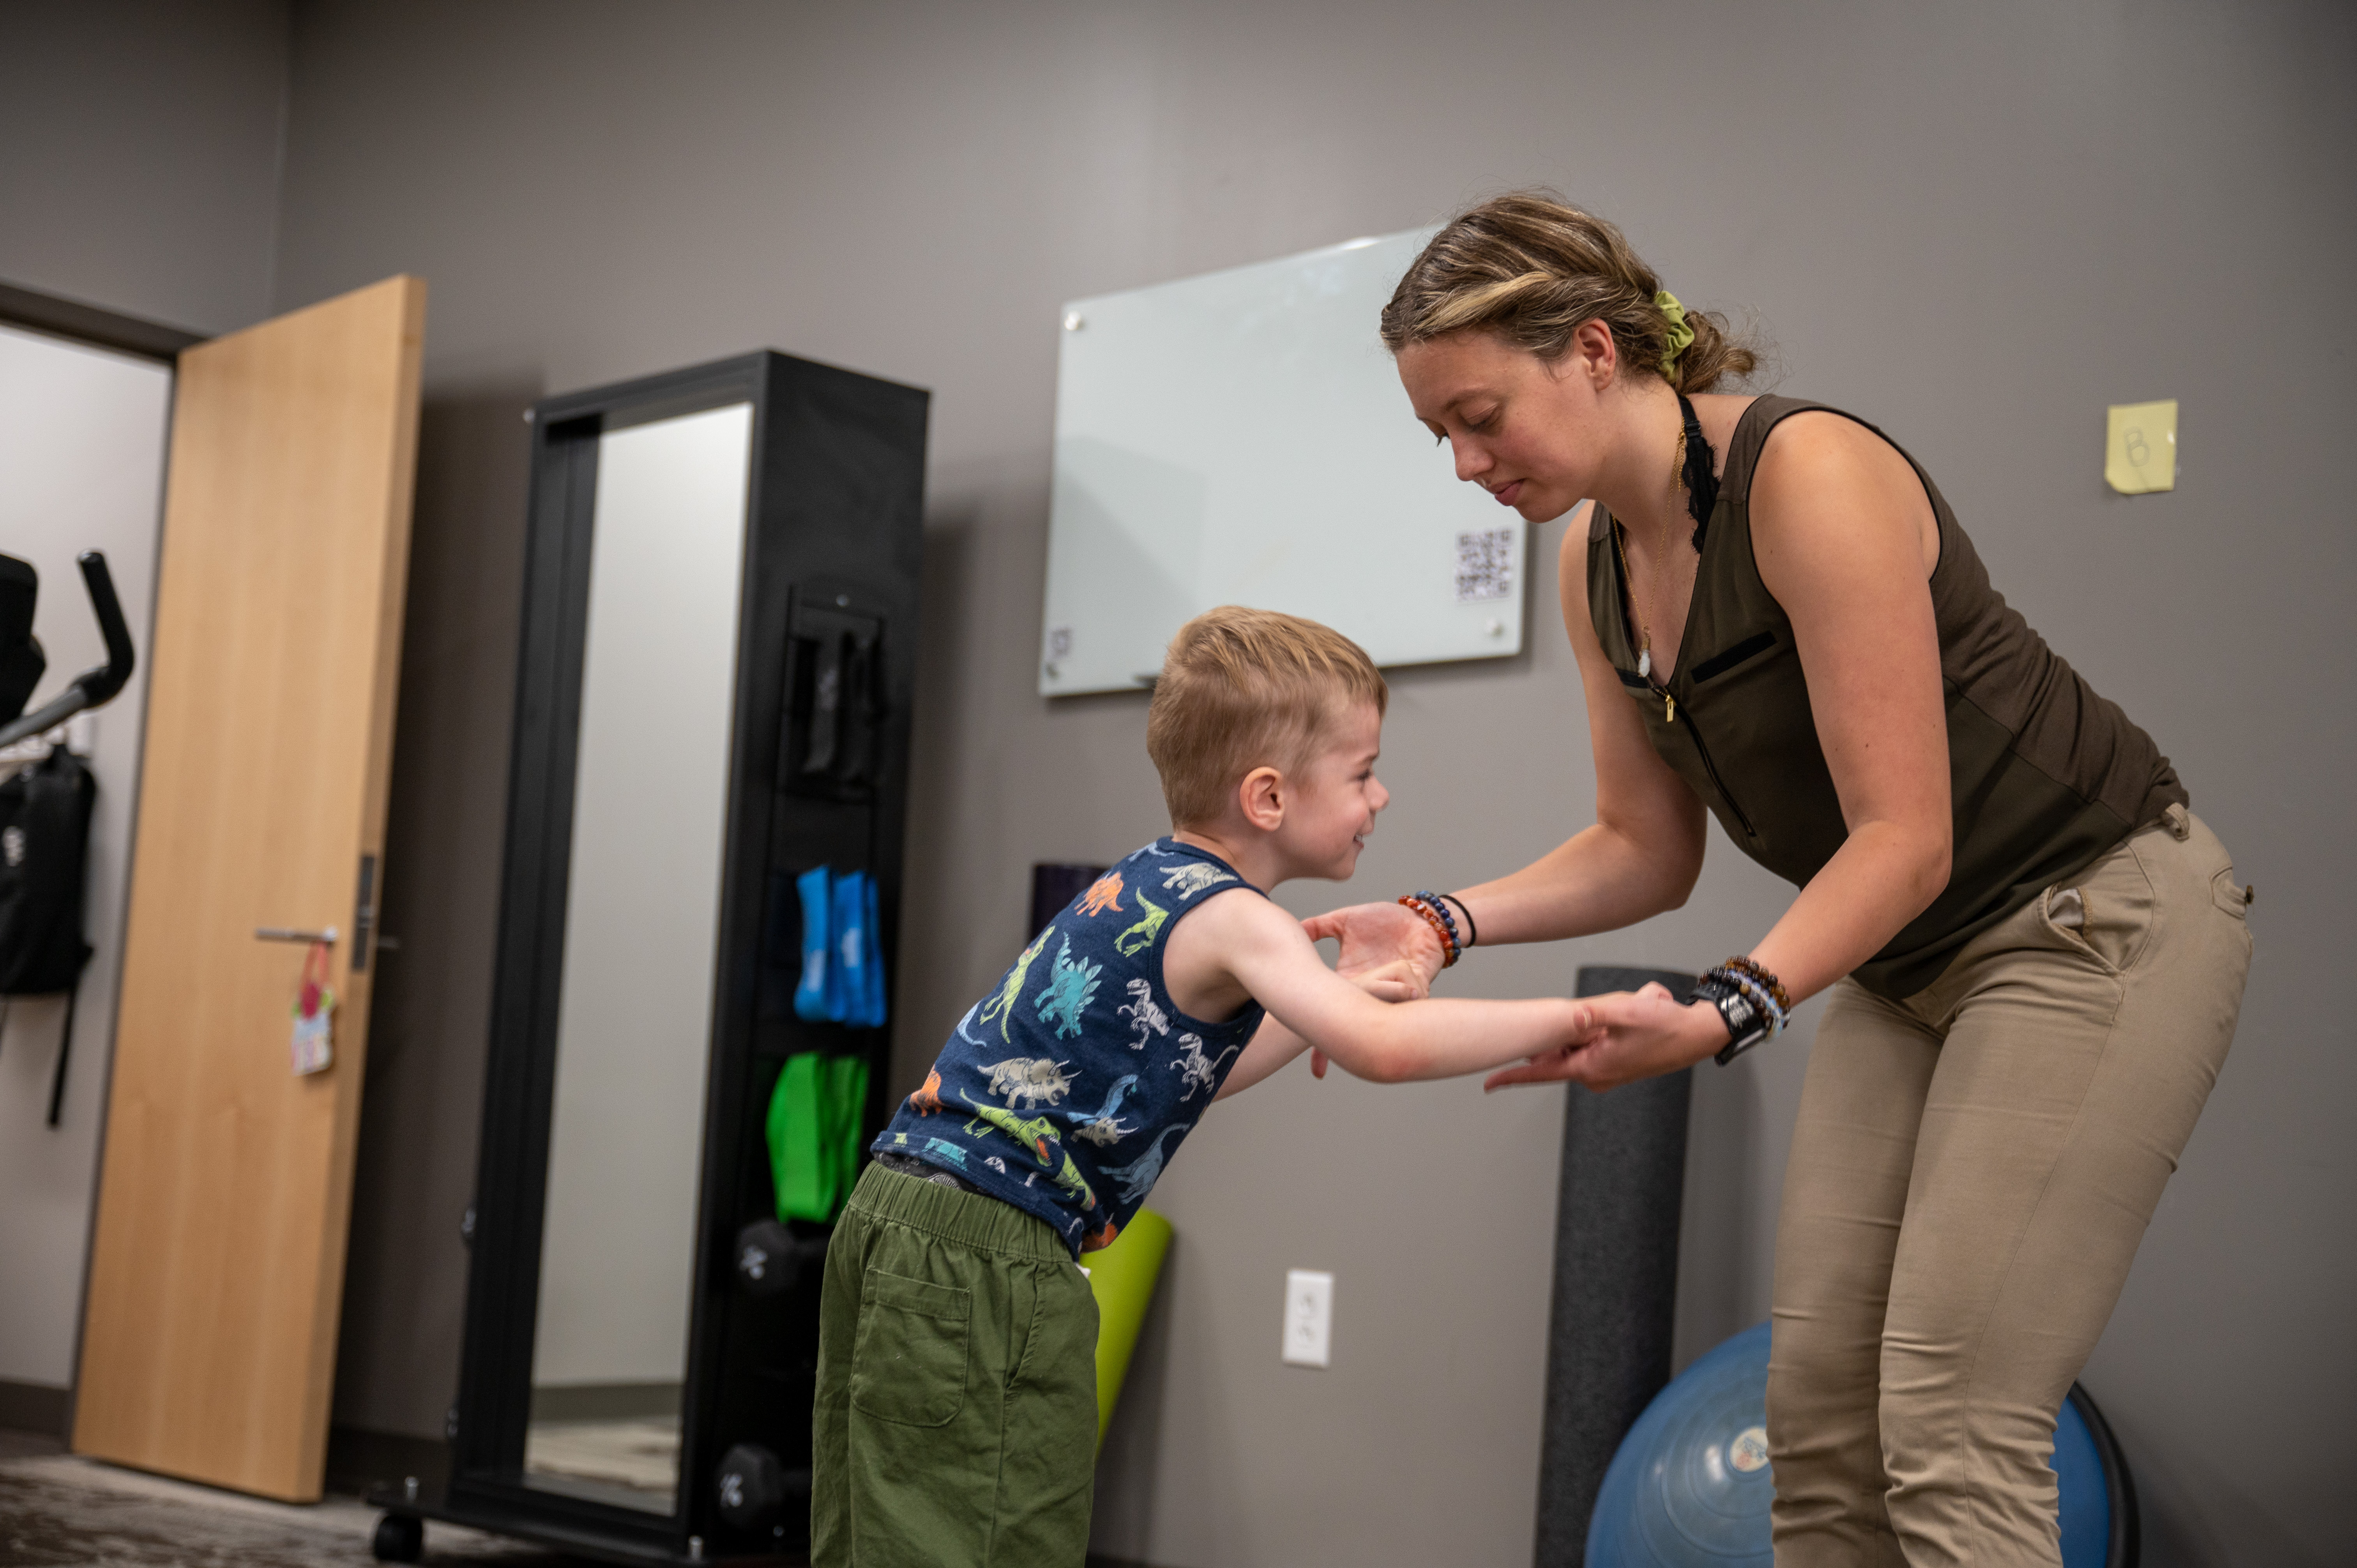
[1301,901,1447,991]
[1482,983,1728,1093]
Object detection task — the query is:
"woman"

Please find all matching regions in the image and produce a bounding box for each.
[1310,193,2251,1566]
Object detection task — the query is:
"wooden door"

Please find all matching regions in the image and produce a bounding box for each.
[71,276,426,1501]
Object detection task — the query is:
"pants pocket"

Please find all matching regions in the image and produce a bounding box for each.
[851,1268,972,1427]
[2211,865,2253,919]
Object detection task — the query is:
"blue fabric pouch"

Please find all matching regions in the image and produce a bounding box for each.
[793,865,833,1021]
[857,873,888,1027]
[830,870,868,1024]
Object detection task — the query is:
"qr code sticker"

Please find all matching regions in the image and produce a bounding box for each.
[1455,527,1516,602]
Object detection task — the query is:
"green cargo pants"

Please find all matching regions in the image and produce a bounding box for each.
[811,1162,1099,1567]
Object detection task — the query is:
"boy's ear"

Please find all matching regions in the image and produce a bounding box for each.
[1237,765,1285,831]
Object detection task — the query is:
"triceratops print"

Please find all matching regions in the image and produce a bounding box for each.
[985,1056,1075,1110]
[1160,861,1235,900]
[1034,936,1102,1039]
[1169,1032,1241,1101]
[1078,871,1124,916]
[910,1066,945,1116]
[1118,977,1170,1051]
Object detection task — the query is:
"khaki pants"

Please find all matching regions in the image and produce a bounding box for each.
[1768,805,2251,1566]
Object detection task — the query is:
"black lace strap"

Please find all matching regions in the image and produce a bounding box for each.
[1679,393,1719,551]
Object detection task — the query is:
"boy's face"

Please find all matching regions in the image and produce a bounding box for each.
[1276,701,1390,880]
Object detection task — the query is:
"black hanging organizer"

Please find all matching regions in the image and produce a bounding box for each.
[0,549,137,1126]
[368,351,925,1565]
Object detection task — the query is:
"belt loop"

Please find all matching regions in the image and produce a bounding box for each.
[2165,802,2191,841]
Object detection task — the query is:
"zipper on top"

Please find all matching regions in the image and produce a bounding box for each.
[1675,702,1757,840]
[1621,666,1757,839]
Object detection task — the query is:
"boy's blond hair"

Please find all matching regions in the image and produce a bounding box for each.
[1146,606,1388,828]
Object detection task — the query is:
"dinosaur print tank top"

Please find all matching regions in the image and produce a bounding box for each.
[873,838,1265,1257]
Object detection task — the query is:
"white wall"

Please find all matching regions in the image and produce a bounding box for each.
[0,323,168,1393]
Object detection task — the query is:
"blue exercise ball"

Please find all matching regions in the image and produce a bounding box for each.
[1586,1323,2133,1567]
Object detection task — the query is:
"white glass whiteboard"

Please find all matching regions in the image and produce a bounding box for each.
[1041,229,1528,696]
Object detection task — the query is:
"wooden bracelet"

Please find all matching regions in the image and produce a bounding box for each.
[1723,955,1791,1014]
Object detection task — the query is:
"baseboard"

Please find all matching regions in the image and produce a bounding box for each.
[324,1423,451,1499]
[529,1380,683,1423]
[0,1377,70,1437]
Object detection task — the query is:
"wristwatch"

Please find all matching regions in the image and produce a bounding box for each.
[1691,971,1775,1065]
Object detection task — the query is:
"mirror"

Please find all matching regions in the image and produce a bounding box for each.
[523,402,753,1511]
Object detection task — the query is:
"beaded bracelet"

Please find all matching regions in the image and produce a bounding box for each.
[1723,954,1792,1015]
[1396,894,1461,968]
[1724,970,1787,1036]
[1438,892,1479,949]
[1413,890,1463,952]
[1692,956,1790,1065]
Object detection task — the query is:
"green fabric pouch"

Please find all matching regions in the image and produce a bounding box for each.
[769,1052,871,1223]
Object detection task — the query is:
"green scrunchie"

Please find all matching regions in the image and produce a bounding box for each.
[1655,290,1694,377]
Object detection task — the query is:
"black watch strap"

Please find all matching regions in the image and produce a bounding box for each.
[1692,972,1774,1065]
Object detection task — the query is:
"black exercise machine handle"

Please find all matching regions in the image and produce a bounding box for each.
[0,551,138,750]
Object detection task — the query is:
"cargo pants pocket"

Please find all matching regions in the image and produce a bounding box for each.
[850,1268,972,1427]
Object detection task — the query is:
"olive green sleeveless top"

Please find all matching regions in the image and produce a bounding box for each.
[1588,396,2187,998]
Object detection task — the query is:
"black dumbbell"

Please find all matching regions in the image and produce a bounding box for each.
[734,1219,823,1298]
[716,1443,789,1530]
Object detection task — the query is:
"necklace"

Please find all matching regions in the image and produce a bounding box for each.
[1612,404,1705,719]
[1613,410,1698,683]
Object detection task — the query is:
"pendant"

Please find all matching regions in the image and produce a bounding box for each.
[1638,644,1652,680]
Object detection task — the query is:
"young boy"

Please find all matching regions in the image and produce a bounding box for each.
[810,606,1599,1567]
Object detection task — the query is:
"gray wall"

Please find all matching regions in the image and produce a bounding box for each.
[11,1,2348,1563]
[0,0,290,335]
[273,5,2355,1564]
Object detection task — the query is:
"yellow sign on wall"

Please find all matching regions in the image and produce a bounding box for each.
[2106,400,2177,494]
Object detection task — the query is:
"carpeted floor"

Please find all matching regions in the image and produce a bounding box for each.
[0,1432,571,1567]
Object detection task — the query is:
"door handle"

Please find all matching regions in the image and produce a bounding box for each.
[255,925,338,945]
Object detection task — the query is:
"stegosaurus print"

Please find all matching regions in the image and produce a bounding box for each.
[1034,936,1103,1040]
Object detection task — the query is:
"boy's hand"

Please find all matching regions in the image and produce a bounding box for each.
[1482,983,1725,1093]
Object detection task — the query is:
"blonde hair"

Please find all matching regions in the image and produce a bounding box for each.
[1381,190,1757,395]
[1147,606,1387,828]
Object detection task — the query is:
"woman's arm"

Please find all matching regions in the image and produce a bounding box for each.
[1304,503,1708,980]
[1742,412,1950,999]
[1489,415,1951,1091]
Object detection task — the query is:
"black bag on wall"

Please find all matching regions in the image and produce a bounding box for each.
[0,744,97,996]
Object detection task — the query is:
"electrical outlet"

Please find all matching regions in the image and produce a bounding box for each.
[1282,1269,1333,1368]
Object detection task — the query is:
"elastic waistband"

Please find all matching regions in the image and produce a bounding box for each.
[845,1161,1070,1264]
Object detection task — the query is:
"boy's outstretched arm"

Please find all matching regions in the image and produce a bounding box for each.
[1215,961,1421,1100]
[1177,891,1601,1092]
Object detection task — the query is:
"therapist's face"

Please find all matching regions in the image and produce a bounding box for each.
[1397,322,1620,524]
